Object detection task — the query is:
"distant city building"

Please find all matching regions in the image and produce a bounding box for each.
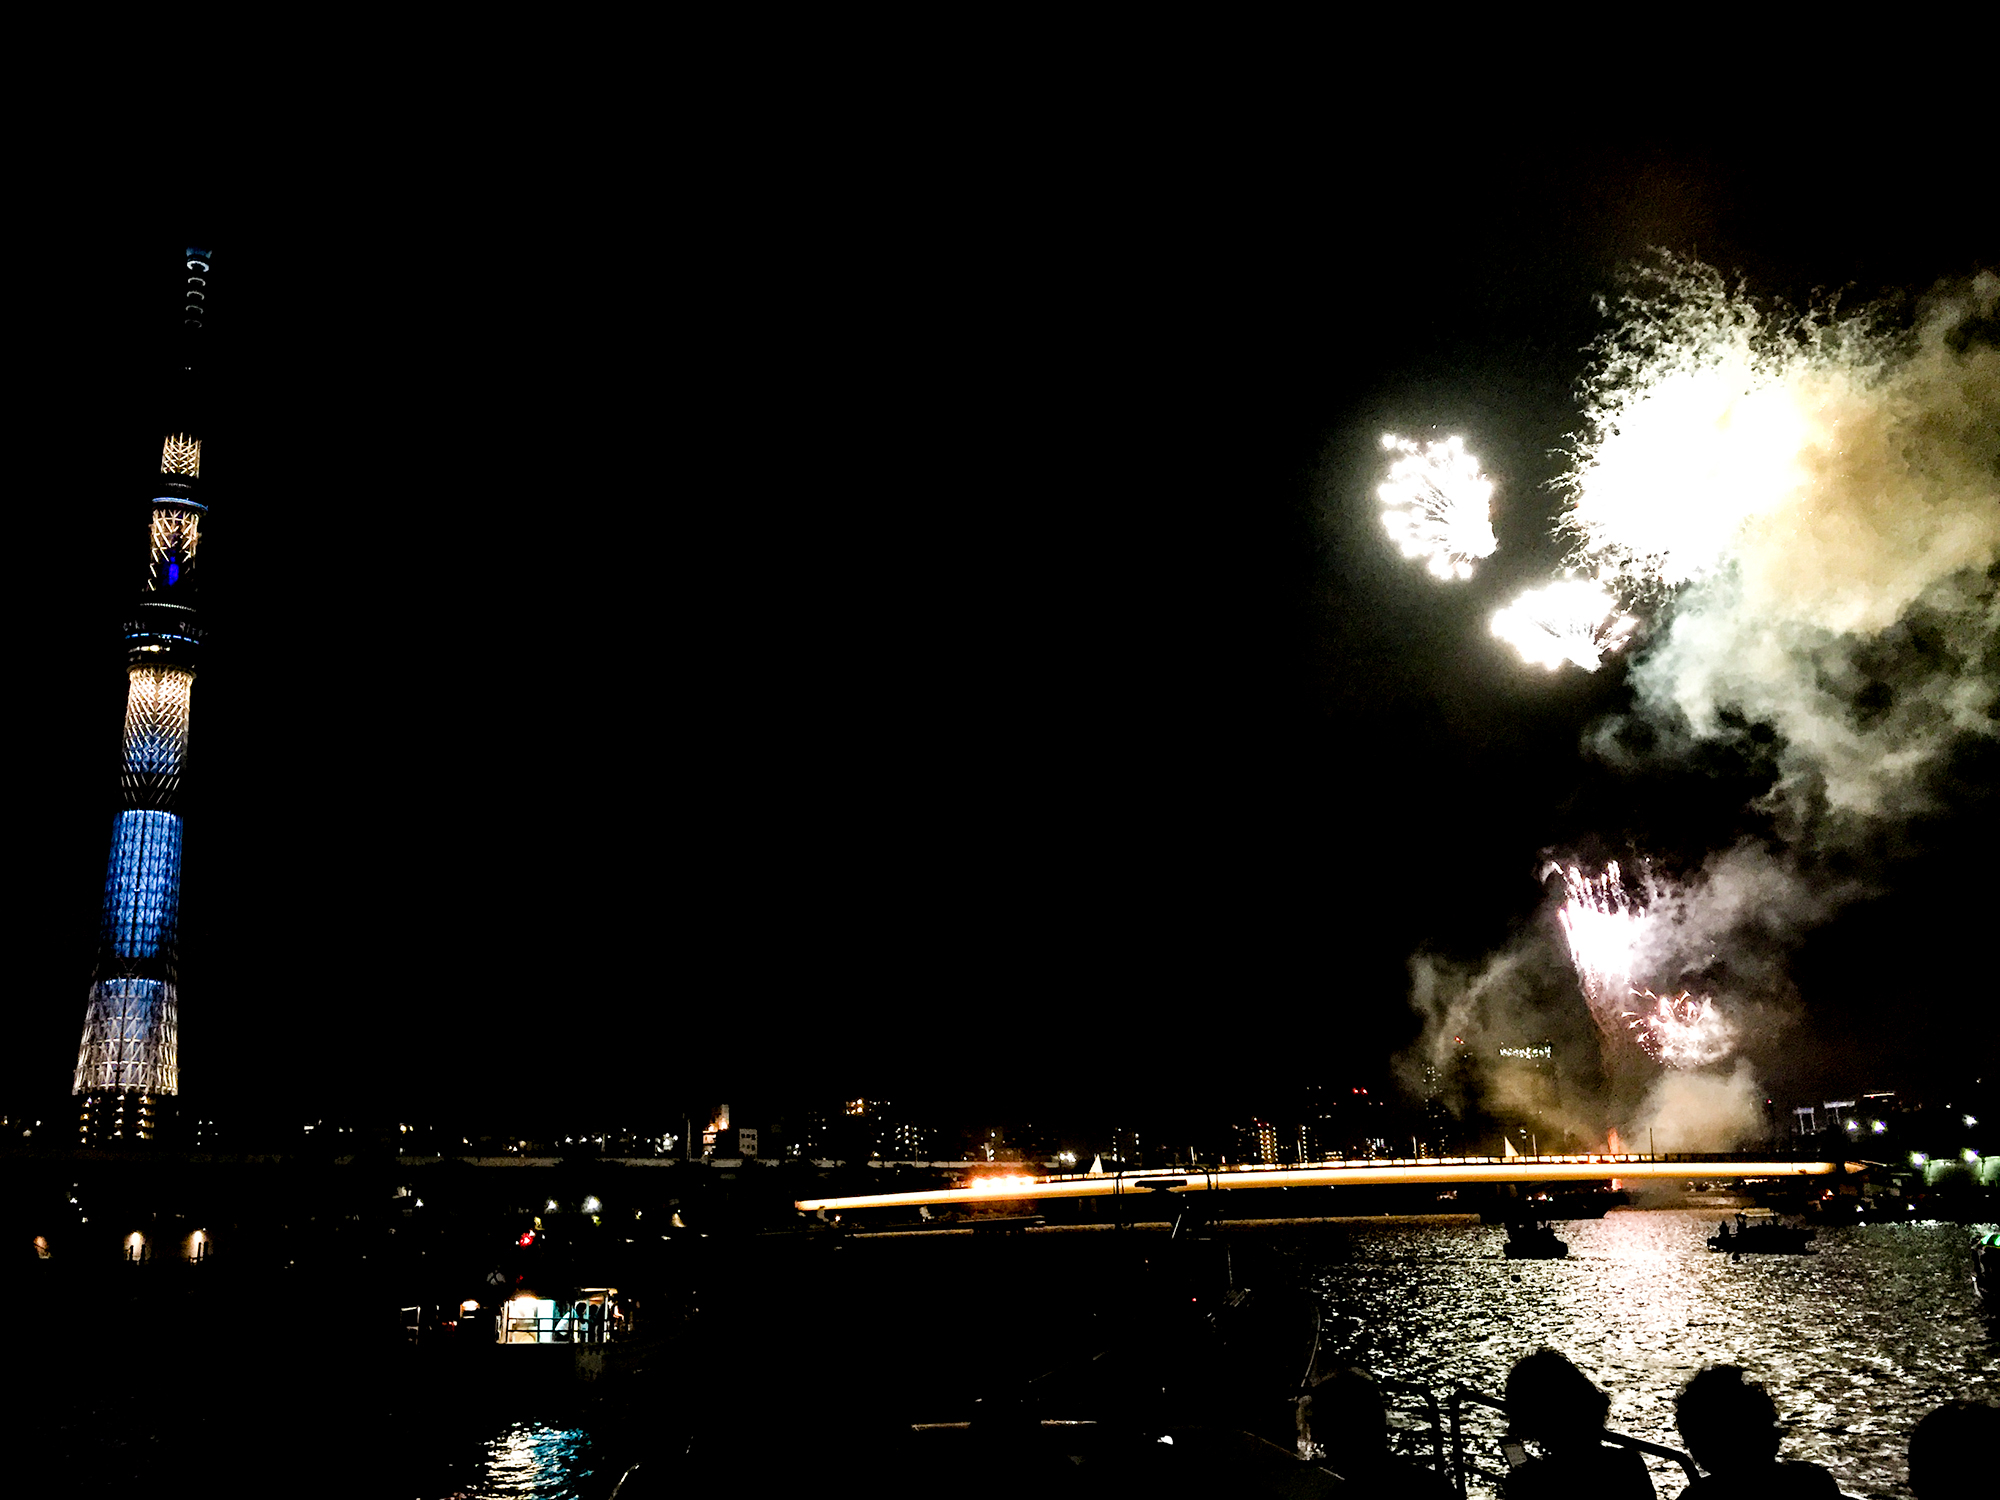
[795,1107,833,1158]
[1304,1081,1391,1158]
[972,1124,1026,1163]
[72,248,219,1146]
[1107,1126,1142,1169]
[1224,1119,1279,1165]
[700,1104,731,1159]
[793,1098,933,1160]
[1793,1095,1892,1146]
[879,1119,929,1159]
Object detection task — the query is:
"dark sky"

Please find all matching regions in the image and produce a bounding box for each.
[12,139,1994,1136]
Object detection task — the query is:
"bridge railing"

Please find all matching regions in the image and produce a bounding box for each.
[1440,1385,1860,1499]
[1374,1376,1447,1474]
[1445,1384,1698,1498]
[500,1312,622,1345]
[396,1305,634,1345]
[1031,1151,1834,1182]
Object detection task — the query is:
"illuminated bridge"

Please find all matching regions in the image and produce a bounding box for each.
[794,1153,1853,1214]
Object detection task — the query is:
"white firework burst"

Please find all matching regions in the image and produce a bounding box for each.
[1490,577,1637,672]
[1626,989,1735,1069]
[1377,433,1498,581]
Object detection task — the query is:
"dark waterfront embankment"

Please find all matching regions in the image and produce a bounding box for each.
[11,1147,1995,1496]
[16,1210,1996,1498]
[20,1290,593,1498]
[19,1216,1209,1497]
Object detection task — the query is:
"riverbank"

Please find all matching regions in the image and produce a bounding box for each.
[18,1209,1993,1497]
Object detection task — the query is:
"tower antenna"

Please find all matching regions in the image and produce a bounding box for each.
[72,245,218,1145]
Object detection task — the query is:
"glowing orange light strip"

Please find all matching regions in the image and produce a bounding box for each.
[793,1158,1846,1213]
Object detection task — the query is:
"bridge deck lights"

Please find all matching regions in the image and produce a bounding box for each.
[794,1155,1847,1214]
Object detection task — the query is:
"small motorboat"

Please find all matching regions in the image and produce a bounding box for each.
[1708,1208,1815,1256]
[1974,1231,1998,1307]
[1503,1219,1568,1259]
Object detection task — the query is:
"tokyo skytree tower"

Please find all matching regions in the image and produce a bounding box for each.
[73,248,216,1144]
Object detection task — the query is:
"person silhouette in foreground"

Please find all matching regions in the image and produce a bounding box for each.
[1673,1364,1839,1496]
[1500,1348,1655,1499]
[1300,1366,1451,1498]
[1907,1398,1999,1498]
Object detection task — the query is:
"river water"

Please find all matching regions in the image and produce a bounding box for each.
[1299,1210,1996,1497]
[422,1209,1992,1499]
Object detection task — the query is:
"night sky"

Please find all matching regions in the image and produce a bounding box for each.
[12,142,1994,1140]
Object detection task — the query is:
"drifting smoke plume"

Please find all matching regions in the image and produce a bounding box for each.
[1408,813,1873,1144]
[1400,936,1776,1160]
[1406,941,1566,1078]
[1589,841,1862,987]
[1544,846,1850,1068]
[1404,258,1994,1147]
[1403,936,1603,1137]
[1624,1059,1766,1154]
[1568,258,2000,833]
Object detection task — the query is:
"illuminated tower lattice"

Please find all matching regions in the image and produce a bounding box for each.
[72,412,209,1144]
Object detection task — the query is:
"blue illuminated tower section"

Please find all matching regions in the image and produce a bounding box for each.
[73,251,213,1144]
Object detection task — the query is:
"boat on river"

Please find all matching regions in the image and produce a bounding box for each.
[1503,1219,1568,1259]
[1708,1208,1815,1256]
[1975,1231,1999,1306]
[402,1283,662,1387]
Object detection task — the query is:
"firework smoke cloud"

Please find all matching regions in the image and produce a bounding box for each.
[1627,1059,1767,1153]
[1549,860,1736,1069]
[1566,257,2000,831]
[1404,258,1994,1150]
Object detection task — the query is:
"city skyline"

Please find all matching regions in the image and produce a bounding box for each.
[11,148,1993,1139]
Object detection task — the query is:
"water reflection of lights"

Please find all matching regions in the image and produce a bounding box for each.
[1307,1211,1984,1495]
[482,1422,593,1497]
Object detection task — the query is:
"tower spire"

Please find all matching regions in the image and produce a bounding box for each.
[72,247,216,1145]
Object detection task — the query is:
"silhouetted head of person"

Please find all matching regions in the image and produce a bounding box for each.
[1505,1349,1610,1452]
[1675,1365,1781,1475]
[1306,1367,1390,1460]
[1908,1398,1998,1498]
